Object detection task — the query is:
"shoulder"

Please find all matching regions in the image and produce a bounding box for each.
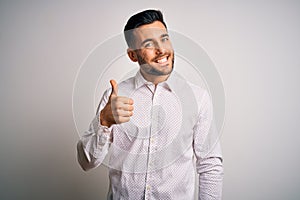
[187,81,211,111]
[186,81,207,98]
[118,76,135,88]
[115,76,136,96]
[102,76,135,98]
[171,71,207,97]
[169,71,210,105]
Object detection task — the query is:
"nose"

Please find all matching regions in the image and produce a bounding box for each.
[155,42,167,55]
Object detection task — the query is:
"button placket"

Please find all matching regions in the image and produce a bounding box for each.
[144,84,156,199]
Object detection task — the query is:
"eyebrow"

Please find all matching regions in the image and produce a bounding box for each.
[140,33,170,46]
[161,33,169,38]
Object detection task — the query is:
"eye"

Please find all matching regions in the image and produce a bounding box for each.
[161,37,169,42]
[144,41,154,48]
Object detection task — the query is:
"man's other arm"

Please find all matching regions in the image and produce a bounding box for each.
[193,90,224,200]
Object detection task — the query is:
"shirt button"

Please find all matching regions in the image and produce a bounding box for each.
[146,185,151,190]
[150,138,154,143]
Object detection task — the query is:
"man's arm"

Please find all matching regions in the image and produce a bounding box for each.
[193,90,224,200]
[77,80,134,171]
[77,89,112,171]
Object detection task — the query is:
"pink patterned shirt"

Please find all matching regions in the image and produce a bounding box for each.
[77,71,223,200]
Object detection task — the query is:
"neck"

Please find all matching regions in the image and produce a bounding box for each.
[140,70,170,85]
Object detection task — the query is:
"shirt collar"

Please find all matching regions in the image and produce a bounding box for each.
[134,70,149,89]
[134,70,181,92]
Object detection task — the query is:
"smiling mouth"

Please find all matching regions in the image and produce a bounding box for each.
[155,56,168,64]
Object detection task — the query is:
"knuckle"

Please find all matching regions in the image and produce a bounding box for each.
[125,117,130,122]
[116,110,122,115]
[129,98,134,104]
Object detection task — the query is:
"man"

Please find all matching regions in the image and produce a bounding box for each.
[77,9,223,200]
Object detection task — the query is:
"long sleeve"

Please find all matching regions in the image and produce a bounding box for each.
[77,89,113,171]
[193,91,224,200]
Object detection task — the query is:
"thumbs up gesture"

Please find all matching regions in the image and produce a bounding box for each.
[100,80,134,127]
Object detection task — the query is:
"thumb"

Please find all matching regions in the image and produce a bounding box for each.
[109,79,118,96]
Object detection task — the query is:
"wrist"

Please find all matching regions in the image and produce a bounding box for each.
[100,110,112,128]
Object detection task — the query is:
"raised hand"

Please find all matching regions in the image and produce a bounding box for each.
[100,80,134,127]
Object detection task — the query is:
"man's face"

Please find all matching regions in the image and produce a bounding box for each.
[130,21,174,77]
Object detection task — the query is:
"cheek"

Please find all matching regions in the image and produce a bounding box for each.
[165,42,173,51]
[140,49,156,61]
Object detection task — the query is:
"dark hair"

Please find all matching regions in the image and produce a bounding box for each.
[124,9,167,47]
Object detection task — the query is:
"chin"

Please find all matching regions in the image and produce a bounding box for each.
[157,65,173,76]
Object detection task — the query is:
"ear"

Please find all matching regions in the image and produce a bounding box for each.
[127,48,138,62]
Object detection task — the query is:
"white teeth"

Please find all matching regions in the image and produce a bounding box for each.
[157,57,167,63]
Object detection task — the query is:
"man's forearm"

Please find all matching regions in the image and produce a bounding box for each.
[198,157,223,200]
[77,113,112,171]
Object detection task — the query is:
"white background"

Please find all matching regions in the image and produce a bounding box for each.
[0,1,299,199]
